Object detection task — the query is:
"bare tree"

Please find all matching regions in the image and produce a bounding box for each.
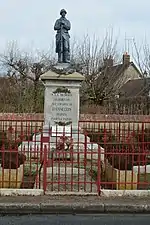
[0,42,55,112]
[0,76,18,112]
[131,38,150,100]
[143,41,150,76]
[71,31,122,105]
[132,38,150,77]
[132,39,145,76]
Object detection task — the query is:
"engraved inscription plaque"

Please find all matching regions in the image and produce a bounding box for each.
[51,92,73,123]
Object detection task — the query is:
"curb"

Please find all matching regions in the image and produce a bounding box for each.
[0,203,41,214]
[45,190,150,197]
[45,191,98,196]
[0,203,150,214]
[1,189,150,197]
[101,190,150,197]
[0,189,44,196]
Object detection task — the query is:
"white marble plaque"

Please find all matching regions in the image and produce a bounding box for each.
[51,92,73,123]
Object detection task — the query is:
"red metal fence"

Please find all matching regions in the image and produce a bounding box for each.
[0,119,44,189]
[0,119,150,194]
[80,120,150,191]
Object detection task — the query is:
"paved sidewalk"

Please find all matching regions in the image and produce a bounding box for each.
[1,196,150,214]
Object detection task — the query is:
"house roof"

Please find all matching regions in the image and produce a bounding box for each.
[99,61,142,85]
[119,78,150,97]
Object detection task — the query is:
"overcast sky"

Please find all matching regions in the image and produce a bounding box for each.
[0,0,149,55]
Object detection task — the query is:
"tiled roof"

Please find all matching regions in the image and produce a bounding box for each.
[119,78,150,97]
[98,62,141,85]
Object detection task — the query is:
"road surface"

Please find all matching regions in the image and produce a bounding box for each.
[0,214,150,225]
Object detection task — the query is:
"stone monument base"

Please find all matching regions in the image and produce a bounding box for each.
[18,124,105,163]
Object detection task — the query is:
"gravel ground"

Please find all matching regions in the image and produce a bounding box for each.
[46,173,97,192]
[39,161,98,192]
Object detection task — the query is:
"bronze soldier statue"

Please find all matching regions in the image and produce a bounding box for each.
[54,9,71,63]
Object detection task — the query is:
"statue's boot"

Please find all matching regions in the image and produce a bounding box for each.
[58,53,63,63]
[63,51,70,63]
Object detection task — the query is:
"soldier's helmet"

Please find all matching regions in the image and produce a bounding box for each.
[60,9,67,15]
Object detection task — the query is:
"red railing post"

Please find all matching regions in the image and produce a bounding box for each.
[97,144,101,195]
[141,122,145,166]
[43,145,47,193]
[40,132,43,163]
[84,132,87,168]
[84,131,87,192]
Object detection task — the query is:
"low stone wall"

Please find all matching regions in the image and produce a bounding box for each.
[0,114,150,133]
[0,113,44,121]
[80,114,150,132]
[1,113,150,121]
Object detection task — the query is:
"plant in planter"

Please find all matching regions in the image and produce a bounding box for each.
[132,128,150,189]
[104,140,148,190]
[21,162,42,189]
[0,130,21,160]
[85,126,150,190]
[0,149,26,188]
[85,128,118,188]
[0,131,8,150]
[105,143,142,169]
[134,128,150,154]
[0,130,26,188]
[1,149,26,169]
[86,128,116,147]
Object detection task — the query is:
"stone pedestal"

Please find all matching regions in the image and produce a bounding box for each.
[40,66,85,128]
[39,64,85,160]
